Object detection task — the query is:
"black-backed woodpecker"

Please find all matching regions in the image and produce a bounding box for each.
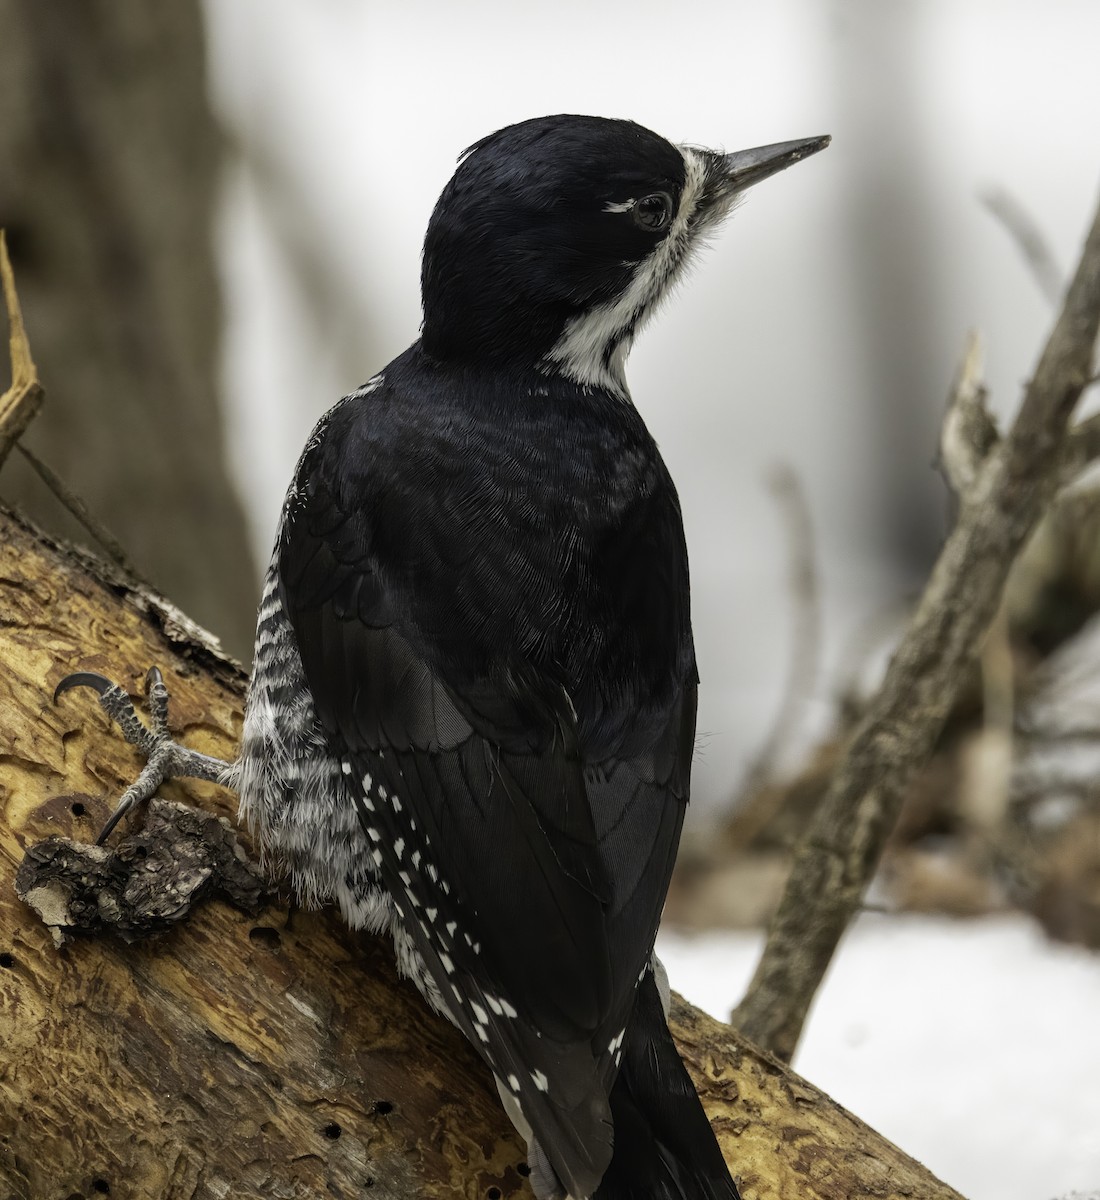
[58,115,829,1199]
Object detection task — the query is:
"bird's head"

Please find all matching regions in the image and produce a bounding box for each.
[420,114,828,395]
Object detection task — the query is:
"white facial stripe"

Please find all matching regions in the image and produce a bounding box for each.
[676,146,709,227]
[603,198,636,213]
[545,146,712,396]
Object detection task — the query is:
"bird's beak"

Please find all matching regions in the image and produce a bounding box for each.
[720,135,831,193]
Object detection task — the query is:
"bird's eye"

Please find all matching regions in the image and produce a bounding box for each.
[633,193,673,232]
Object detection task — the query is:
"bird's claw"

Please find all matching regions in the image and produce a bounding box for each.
[54,665,230,844]
[142,666,170,737]
[55,666,166,758]
[53,671,116,703]
[55,664,167,712]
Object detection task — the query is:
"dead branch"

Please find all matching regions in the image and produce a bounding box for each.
[12,439,140,575]
[16,797,270,945]
[937,331,997,498]
[726,464,822,849]
[734,189,1100,1061]
[0,231,44,467]
[981,186,1065,306]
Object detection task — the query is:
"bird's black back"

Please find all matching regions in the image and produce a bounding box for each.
[278,343,698,1196]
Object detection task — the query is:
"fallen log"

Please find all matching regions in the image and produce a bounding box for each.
[0,503,966,1200]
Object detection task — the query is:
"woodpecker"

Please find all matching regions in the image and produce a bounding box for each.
[57,115,828,1199]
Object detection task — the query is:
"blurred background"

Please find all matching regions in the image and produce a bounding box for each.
[2,2,1099,1197]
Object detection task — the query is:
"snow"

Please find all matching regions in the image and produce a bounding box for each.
[657,914,1100,1200]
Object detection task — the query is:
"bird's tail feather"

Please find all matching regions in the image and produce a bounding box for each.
[594,971,740,1200]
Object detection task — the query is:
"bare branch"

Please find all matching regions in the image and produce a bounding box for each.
[733,190,1100,1062]
[981,186,1065,306]
[0,230,45,467]
[727,464,822,846]
[0,233,138,576]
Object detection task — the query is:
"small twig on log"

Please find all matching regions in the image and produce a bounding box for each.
[981,186,1065,306]
[0,230,45,467]
[726,464,822,848]
[12,440,139,575]
[733,189,1100,1062]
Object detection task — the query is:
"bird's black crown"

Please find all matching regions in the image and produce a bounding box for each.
[421,116,686,372]
[420,114,828,396]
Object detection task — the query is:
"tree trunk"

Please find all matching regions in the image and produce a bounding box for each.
[0,503,966,1200]
[0,0,258,660]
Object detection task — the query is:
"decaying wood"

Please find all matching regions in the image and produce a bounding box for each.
[15,797,271,945]
[735,190,1100,1061]
[0,503,968,1198]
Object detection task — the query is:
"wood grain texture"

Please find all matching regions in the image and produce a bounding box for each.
[0,503,967,1200]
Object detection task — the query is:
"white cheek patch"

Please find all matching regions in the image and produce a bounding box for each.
[673,146,709,233]
[545,147,711,396]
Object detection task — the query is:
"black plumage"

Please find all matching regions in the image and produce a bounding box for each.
[279,351,699,1195]
[266,115,827,1199]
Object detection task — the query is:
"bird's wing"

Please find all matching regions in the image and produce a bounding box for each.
[277,379,695,1196]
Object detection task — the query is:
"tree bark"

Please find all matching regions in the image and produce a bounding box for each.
[0,0,258,660]
[0,504,966,1200]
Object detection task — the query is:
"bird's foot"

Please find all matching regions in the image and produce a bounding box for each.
[54,666,232,843]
